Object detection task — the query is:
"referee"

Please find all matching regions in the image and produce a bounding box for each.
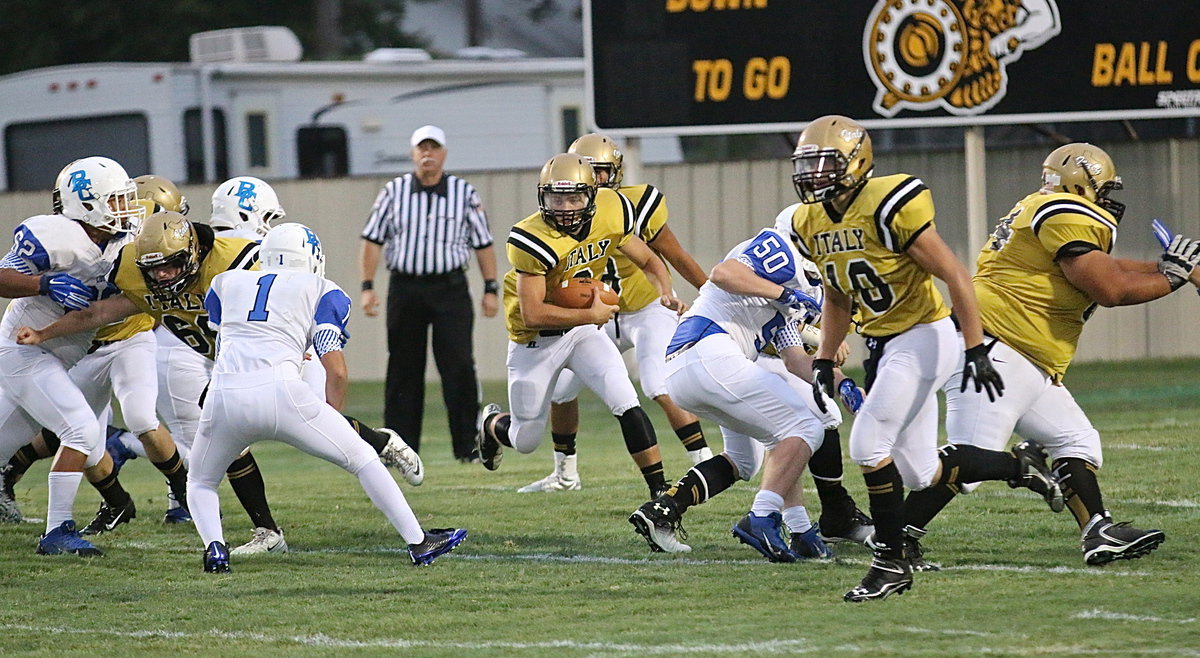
[359,125,498,461]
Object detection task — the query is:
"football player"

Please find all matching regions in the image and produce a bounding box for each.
[188,223,463,572]
[628,220,866,561]
[788,115,1063,601]
[518,133,712,494]
[20,212,421,554]
[904,143,1191,566]
[475,154,684,498]
[0,156,141,556]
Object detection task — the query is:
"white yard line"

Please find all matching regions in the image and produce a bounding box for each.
[1072,609,1197,624]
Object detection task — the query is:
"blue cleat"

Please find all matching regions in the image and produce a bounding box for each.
[791,525,834,559]
[105,426,138,475]
[408,528,467,566]
[732,512,799,563]
[164,507,193,524]
[37,520,103,557]
[204,541,231,573]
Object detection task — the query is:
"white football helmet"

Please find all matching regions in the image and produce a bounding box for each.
[56,156,140,234]
[261,222,324,277]
[210,176,285,237]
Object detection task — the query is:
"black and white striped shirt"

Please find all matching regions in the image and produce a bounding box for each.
[362,173,493,275]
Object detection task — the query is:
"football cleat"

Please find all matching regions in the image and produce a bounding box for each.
[902,526,941,572]
[0,465,22,524]
[37,520,103,557]
[1082,515,1165,566]
[81,499,137,535]
[628,496,691,553]
[687,446,714,466]
[844,551,913,602]
[476,403,504,471]
[377,427,424,486]
[733,512,799,563]
[231,527,288,556]
[105,425,138,475]
[204,541,232,573]
[409,527,468,566]
[1008,440,1065,512]
[790,525,834,560]
[517,453,580,493]
[163,506,193,524]
[818,501,874,545]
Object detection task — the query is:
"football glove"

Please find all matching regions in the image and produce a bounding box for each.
[838,378,864,413]
[811,358,836,414]
[1158,234,1200,291]
[775,286,821,322]
[961,341,1004,402]
[39,272,96,312]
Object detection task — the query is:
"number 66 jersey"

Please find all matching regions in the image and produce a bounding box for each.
[783,174,950,337]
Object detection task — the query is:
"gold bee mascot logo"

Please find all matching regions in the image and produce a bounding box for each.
[864,0,1060,117]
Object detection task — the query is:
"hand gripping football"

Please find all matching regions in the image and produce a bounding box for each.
[548,277,619,309]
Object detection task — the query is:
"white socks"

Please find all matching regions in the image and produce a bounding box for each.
[750,489,785,517]
[782,505,812,534]
[46,471,83,532]
[357,461,424,545]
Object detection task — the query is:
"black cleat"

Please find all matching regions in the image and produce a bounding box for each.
[819,501,874,545]
[1009,440,1064,512]
[844,551,913,602]
[476,403,503,471]
[902,526,940,572]
[1082,516,1165,566]
[204,541,231,573]
[81,499,137,535]
[409,528,468,566]
[628,496,691,553]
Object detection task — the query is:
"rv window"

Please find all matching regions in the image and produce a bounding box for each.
[297,126,348,178]
[5,114,149,192]
[247,113,268,168]
[561,107,581,151]
[183,108,229,184]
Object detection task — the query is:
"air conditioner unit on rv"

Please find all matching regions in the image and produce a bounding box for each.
[189,26,303,64]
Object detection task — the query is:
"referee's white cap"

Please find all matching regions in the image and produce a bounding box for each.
[410,125,446,147]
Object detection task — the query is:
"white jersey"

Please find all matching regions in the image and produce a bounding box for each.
[0,214,128,365]
[204,269,350,377]
[213,227,263,242]
[670,226,822,360]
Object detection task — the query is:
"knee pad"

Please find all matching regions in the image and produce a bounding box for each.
[616,407,657,454]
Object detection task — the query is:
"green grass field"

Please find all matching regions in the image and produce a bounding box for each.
[2,359,1199,656]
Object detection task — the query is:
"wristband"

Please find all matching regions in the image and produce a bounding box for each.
[361,280,374,292]
[483,279,499,295]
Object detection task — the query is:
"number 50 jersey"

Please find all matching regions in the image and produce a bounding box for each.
[785,174,950,337]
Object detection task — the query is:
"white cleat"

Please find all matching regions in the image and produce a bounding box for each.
[518,453,580,493]
[687,446,714,466]
[377,428,424,486]
[231,527,288,556]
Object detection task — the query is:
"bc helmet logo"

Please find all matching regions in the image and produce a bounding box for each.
[69,170,96,201]
[234,181,258,211]
[303,226,323,261]
[863,0,1060,117]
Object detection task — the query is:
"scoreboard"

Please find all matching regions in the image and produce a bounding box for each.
[584,0,1200,135]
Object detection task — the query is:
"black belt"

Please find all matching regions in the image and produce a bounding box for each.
[86,339,119,355]
[389,269,465,281]
[538,329,567,337]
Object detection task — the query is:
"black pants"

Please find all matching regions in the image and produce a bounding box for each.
[385,270,480,458]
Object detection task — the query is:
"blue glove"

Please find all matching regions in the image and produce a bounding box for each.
[838,378,864,413]
[39,272,96,311]
[775,286,821,321]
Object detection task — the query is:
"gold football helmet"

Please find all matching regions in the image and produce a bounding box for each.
[568,133,623,188]
[791,115,874,204]
[1041,143,1125,221]
[537,153,598,237]
[135,174,190,215]
[135,211,200,300]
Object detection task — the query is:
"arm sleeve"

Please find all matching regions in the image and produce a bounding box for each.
[361,181,394,244]
[464,184,494,249]
[2,223,53,274]
[735,229,797,285]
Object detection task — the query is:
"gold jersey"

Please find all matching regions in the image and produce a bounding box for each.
[503,187,635,343]
[112,225,259,359]
[609,183,670,313]
[974,192,1117,381]
[93,312,155,343]
[788,174,950,337]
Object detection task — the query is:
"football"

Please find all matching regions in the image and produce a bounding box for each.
[548,277,619,309]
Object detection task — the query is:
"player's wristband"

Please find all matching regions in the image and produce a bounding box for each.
[483,279,499,295]
[361,280,374,292]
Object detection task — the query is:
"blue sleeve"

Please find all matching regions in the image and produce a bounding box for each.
[204,287,222,327]
[4,224,53,274]
[737,230,796,285]
[314,288,352,337]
